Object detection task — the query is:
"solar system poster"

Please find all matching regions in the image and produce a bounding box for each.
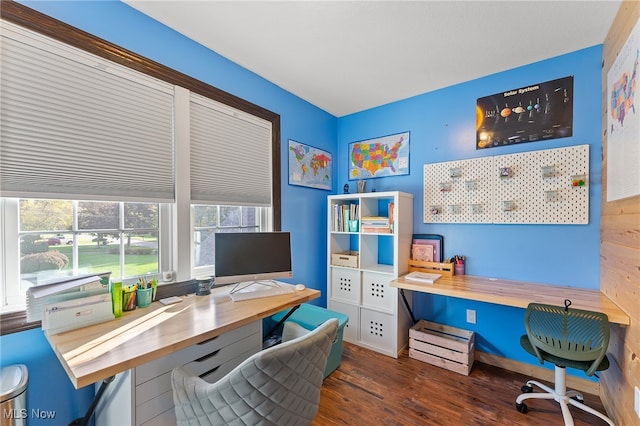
[476,76,573,149]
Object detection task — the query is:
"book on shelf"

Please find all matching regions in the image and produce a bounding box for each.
[333,202,359,232]
[405,271,441,283]
[361,226,392,234]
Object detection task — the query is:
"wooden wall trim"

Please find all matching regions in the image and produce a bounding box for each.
[600,1,640,424]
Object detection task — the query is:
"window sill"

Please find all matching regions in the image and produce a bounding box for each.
[0,310,40,336]
[0,280,198,336]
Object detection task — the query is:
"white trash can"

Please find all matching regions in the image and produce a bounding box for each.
[1,364,28,426]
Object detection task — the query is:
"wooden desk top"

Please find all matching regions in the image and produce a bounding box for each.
[46,286,320,389]
[391,274,629,326]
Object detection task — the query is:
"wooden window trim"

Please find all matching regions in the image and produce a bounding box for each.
[0,0,282,335]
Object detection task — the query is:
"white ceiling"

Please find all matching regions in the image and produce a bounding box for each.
[123,0,621,117]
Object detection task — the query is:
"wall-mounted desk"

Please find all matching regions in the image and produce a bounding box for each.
[390,274,629,325]
[45,285,320,425]
[47,286,320,389]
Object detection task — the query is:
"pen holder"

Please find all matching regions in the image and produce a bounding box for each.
[196,276,214,296]
[348,220,359,232]
[123,288,137,311]
[454,263,465,276]
[136,287,153,308]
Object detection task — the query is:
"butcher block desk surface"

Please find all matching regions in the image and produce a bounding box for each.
[391,274,629,326]
[46,285,320,389]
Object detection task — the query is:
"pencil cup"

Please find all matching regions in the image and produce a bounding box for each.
[136,288,153,308]
[123,288,137,311]
[454,264,465,275]
[348,220,359,232]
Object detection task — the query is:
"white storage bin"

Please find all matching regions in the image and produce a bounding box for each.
[360,308,396,353]
[329,299,360,342]
[361,272,395,312]
[330,267,361,303]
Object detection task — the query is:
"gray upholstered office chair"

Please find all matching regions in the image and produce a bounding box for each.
[172,318,338,426]
[515,301,615,426]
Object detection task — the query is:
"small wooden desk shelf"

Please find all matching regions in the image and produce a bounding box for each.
[391,274,629,325]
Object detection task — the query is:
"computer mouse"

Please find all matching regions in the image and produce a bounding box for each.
[295,284,306,291]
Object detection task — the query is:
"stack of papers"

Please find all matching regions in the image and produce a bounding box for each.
[405,271,442,283]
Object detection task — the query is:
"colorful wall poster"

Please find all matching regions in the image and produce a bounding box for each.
[476,76,574,149]
[288,140,332,190]
[348,131,410,180]
[607,19,640,202]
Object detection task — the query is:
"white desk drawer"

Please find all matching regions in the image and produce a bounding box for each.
[136,321,259,385]
[201,346,259,383]
[183,332,260,378]
[139,407,175,426]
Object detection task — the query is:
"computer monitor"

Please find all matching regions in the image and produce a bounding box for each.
[214,231,293,286]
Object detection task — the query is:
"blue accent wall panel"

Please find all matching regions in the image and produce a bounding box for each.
[338,46,604,369]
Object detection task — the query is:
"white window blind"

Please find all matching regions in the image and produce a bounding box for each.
[0,21,175,202]
[190,93,272,206]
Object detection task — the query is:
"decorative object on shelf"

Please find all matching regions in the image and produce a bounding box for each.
[343,183,349,193]
[288,139,332,190]
[357,180,367,193]
[348,131,410,180]
[331,251,359,268]
[430,205,442,215]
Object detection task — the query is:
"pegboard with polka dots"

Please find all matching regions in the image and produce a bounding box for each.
[424,144,589,224]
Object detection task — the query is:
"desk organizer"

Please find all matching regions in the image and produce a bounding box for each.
[408,260,455,277]
[409,320,475,376]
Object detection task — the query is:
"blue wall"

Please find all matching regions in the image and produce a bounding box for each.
[2,1,604,423]
[338,46,603,371]
[2,1,336,424]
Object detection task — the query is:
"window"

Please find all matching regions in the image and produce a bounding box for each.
[3,199,163,310]
[0,3,281,329]
[192,205,270,274]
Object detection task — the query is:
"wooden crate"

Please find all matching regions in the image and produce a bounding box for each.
[409,320,474,376]
[408,260,455,277]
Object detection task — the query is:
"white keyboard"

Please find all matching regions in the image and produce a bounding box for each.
[228,281,295,301]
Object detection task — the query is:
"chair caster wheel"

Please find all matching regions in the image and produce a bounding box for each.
[516,402,528,413]
[521,385,533,393]
[572,395,584,402]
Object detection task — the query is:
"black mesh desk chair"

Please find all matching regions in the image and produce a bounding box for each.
[515,300,615,426]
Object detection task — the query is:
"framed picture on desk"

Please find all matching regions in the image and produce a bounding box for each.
[411,234,444,262]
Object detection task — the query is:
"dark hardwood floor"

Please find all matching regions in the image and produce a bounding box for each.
[314,342,611,425]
